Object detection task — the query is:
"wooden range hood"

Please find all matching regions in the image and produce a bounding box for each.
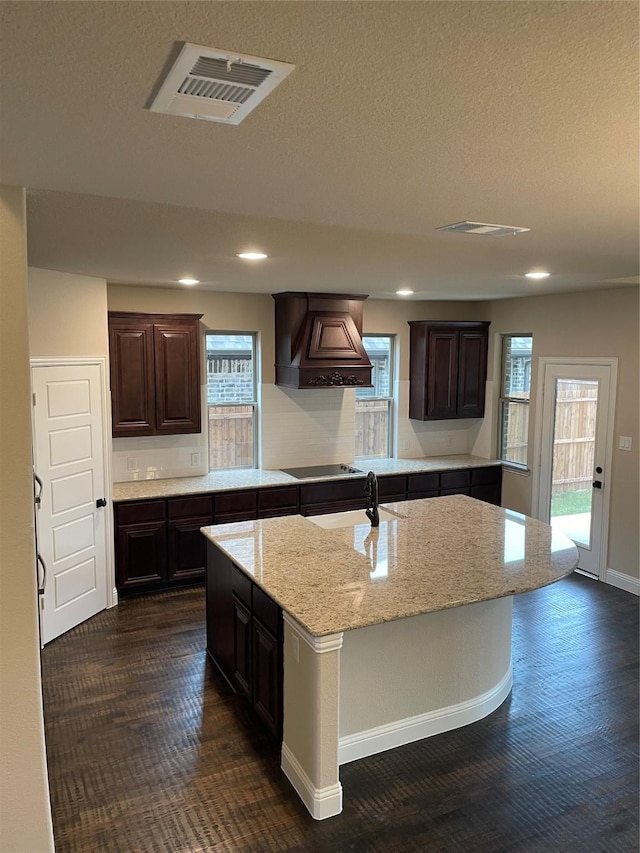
[273,292,373,389]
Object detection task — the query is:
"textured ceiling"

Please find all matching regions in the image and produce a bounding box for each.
[0,1,638,299]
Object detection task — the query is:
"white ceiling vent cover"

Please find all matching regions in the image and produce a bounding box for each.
[150,43,295,125]
[436,221,531,237]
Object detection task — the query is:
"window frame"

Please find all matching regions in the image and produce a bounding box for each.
[205,331,258,471]
[498,333,533,471]
[355,334,396,460]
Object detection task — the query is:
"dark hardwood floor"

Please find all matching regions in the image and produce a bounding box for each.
[41,574,639,852]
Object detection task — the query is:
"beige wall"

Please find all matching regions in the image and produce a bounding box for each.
[481,287,639,579]
[0,188,54,851]
[28,268,109,357]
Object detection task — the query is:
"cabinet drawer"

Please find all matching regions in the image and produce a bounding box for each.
[407,473,439,495]
[440,470,470,490]
[117,500,166,524]
[440,486,471,497]
[257,486,298,518]
[253,585,280,635]
[471,483,501,506]
[300,478,365,507]
[231,565,252,606]
[215,489,257,521]
[168,495,213,519]
[471,466,502,486]
[378,475,406,501]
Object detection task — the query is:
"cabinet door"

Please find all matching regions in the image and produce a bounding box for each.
[252,619,281,737]
[109,319,155,437]
[457,330,488,418]
[299,478,366,516]
[206,542,234,680]
[470,466,502,505]
[168,516,212,582]
[427,330,458,419]
[232,595,252,699]
[116,521,167,589]
[154,320,201,434]
[377,475,407,503]
[257,486,299,518]
[214,489,257,522]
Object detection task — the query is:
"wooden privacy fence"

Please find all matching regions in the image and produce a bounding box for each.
[505,380,597,494]
[209,406,253,469]
[551,380,597,494]
[355,400,389,458]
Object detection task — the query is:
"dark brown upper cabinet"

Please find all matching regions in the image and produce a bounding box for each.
[109,312,203,437]
[273,292,372,389]
[408,321,490,420]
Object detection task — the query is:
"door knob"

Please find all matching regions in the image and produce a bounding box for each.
[592,480,602,489]
[96,497,107,508]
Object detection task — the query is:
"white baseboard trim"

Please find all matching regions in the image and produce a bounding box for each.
[606,569,640,596]
[338,662,513,766]
[281,743,343,821]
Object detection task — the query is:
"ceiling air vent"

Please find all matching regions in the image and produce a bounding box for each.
[149,43,295,125]
[436,221,531,237]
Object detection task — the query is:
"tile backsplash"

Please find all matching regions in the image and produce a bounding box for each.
[260,384,356,470]
[112,386,208,481]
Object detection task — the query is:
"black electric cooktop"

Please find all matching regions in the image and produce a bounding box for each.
[280,464,364,480]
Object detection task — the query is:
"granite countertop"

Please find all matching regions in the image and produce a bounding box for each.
[112,454,501,502]
[201,495,578,637]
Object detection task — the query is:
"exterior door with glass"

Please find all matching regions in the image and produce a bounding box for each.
[536,360,616,577]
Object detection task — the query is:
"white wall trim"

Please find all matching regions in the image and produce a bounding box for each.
[283,612,343,654]
[606,569,640,596]
[338,661,513,766]
[30,356,116,609]
[281,743,343,820]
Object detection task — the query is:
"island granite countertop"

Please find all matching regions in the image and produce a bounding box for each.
[200,494,578,637]
[112,454,502,502]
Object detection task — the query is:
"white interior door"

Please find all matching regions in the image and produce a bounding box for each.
[32,363,108,644]
[536,360,616,577]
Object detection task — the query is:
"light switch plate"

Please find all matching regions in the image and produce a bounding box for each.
[619,436,632,451]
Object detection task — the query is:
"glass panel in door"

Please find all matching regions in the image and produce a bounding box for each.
[549,378,598,548]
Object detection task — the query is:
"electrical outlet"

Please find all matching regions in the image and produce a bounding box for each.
[619,436,632,451]
[126,457,137,471]
[191,452,201,466]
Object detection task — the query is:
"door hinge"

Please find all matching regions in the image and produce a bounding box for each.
[32,392,36,407]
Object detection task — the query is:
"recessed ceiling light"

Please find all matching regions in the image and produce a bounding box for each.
[525,271,550,279]
[396,289,414,296]
[237,252,268,260]
[178,277,199,285]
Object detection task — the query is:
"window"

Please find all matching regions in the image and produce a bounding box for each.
[206,333,257,470]
[499,335,533,467]
[356,335,395,458]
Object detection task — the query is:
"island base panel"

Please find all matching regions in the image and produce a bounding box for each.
[338,597,513,764]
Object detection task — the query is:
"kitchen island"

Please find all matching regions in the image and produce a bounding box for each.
[201,495,578,820]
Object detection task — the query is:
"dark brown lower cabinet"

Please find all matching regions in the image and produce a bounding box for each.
[232,595,252,699]
[116,500,167,590]
[300,477,367,516]
[115,465,502,594]
[167,495,214,583]
[377,475,407,502]
[257,485,298,518]
[206,541,283,739]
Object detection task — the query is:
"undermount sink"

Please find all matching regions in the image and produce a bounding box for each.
[307,507,405,529]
